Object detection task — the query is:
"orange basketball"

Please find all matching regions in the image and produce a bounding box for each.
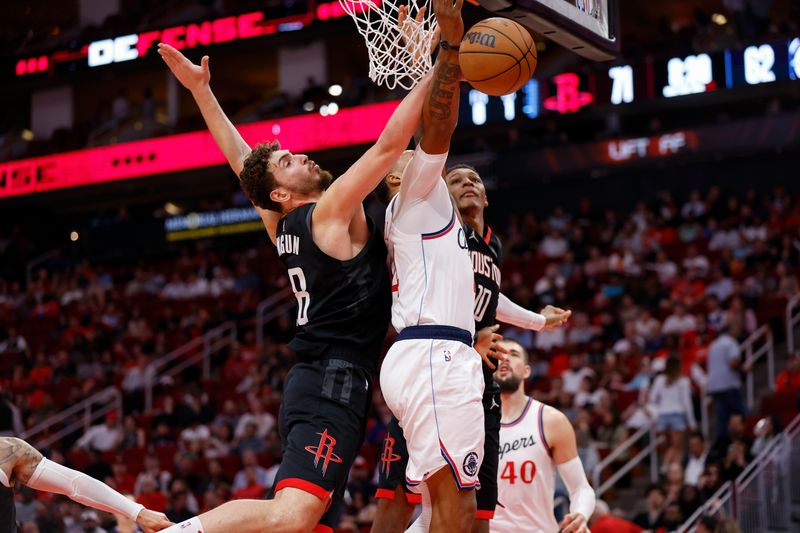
[459,17,537,96]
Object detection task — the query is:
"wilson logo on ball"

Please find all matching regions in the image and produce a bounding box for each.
[463,32,497,48]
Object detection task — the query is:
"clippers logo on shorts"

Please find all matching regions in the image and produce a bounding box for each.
[380,434,402,474]
[463,451,479,476]
[304,428,342,476]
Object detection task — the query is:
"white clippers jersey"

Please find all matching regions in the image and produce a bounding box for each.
[385,190,475,335]
[492,398,558,533]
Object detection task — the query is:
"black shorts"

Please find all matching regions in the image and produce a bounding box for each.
[269,359,372,532]
[375,389,501,518]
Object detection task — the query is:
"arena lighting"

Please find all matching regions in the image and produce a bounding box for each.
[164,202,182,215]
[70,231,79,242]
[303,101,315,112]
[711,13,727,26]
[328,84,343,96]
[0,100,400,199]
[21,130,34,141]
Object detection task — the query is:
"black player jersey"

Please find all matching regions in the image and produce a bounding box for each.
[466,224,503,331]
[0,484,16,533]
[276,204,391,374]
[466,223,503,389]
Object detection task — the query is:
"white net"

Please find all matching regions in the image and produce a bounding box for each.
[338,0,439,90]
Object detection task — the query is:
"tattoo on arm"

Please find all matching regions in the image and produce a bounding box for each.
[0,438,43,486]
[427,59,461,121]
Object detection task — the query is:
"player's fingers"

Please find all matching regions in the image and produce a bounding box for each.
[201,55,209,71]
[415,6,426,23]
[489,324,500,332]
[493,343,510,355]
[491,333,503,342]
[398,5,407,26]
[454,0,464,12]
[481,354,497,369]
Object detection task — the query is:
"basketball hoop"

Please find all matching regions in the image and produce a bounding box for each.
[338,0,438,90]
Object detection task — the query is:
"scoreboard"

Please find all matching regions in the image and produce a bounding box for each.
[462,36,800,125]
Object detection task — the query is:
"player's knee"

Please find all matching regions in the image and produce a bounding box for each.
[264,508,318,533]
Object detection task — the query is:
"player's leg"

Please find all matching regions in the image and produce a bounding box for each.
[426,467,477,533]
[372,486,416,533]
[373,417,417,533]
[161,488,326,533]
[472,385,501,533]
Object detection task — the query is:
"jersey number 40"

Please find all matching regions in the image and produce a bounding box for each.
[500,460,537,485]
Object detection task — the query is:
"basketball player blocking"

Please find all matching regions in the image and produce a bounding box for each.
[0,437,172,533]
[372,164,572,533]
[155,1,460,530]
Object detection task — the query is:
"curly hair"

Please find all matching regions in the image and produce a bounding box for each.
[239,141,282,212]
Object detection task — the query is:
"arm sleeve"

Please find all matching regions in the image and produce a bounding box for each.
[496,293,546,331]
[556,456,596,520]
[392,147,452,234]
[26,458,144,521]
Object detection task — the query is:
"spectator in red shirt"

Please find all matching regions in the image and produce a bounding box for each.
[110,459,136,494]
[776,353,800,396]
[135,475,168,513]
[590,500,643,533]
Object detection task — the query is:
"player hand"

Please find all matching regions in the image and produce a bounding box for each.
[432,0,464,47]
[158,43,210,94]
[541,305,571,331]
[135,509,174,533]
[474,325,509,369]
[398,6,441,61]
[559,512,590,533]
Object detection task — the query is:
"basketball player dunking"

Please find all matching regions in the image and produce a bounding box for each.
[372,165,571,533]
[157,38,435,532]
[0,437,171,533]
[493,340,595,533]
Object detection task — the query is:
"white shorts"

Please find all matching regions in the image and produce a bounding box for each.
[380,325,485,492]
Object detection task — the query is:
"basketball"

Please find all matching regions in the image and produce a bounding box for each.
[459,17,537,96]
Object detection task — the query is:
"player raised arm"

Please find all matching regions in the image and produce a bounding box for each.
[157,43,281,243]
[397,0,464,205]
[0,437,172,533]
[542,409,596,533]
[310,71,432,227]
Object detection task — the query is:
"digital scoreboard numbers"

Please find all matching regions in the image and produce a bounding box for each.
[724,42,792,88]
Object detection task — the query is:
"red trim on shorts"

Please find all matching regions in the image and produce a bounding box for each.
[475,510,495,520]
[406,492,422,505]
[375,488,396,500]
[312,525,333,533]
[275,478,332,501]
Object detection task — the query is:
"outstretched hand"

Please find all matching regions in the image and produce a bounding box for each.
[135,509,174,533]
[559,512,590,533]
[474,325,510,369]
[541,305,572,331]
[432,0,465,46]
[157,43,210,94]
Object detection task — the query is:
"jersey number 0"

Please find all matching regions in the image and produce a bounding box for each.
[288,267,310,325]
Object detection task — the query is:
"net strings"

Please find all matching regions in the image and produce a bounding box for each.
[338,0,439,90]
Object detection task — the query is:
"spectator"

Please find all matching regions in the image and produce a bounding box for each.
[648,356,697,466]
[0,391,24,436]
[751,416,780,456]
[721,439,748,480]
[234,397,276,440]
[109,459,136,494]
[135,456,172,495]
[74,412,123,452]
[684,432,708,486]
[706,269,734,303]
[710,414,751,464]
[706,327,745,439]
[662,303,697,336]
[776,353,800,396]
[567,312,600,345]
[233,422,266,455]
[165,486,195,523]
[231,450,272,493]
[79,510,106,533]
[776,262,800,298]
[633,485,665,530]
[539,229,569,258]
[135,474,168,513]
[682,190,706,219]
[590,500,643,533]
[0,327,29,355]
[682,244,710,276]
[561,354,595,395]
[695,514,719,533]
[660,502,684,531]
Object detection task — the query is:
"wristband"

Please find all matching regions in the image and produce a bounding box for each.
[439,40,460,51]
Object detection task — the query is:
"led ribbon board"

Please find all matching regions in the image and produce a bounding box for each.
[0,101,398,199]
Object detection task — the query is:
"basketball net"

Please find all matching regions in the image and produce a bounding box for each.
[338,0,438,90]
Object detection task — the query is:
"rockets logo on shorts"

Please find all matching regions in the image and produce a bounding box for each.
[463,451,479,476]
[380,434,402,474]
[304,428,343,476]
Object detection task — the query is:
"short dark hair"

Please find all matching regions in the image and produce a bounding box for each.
[239,141,281,212]
[645,484,665,497]
[445,163,479,179]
